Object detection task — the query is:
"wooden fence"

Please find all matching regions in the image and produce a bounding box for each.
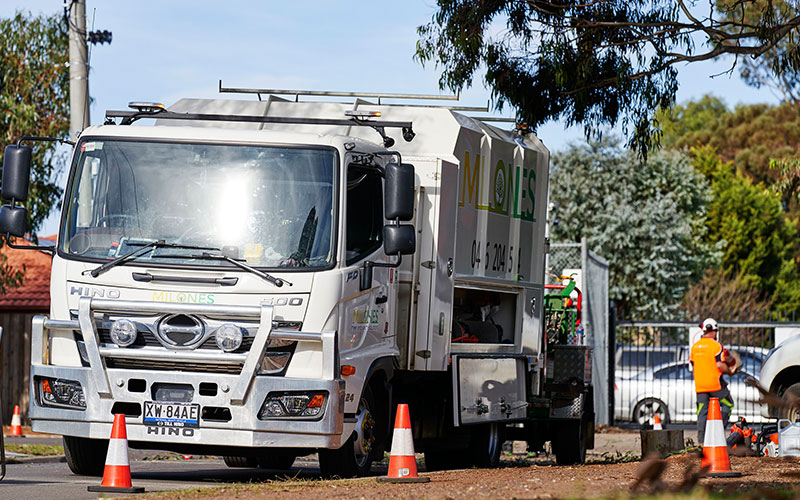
[0,312,38,423]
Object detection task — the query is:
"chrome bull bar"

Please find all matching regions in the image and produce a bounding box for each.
[32,297,339,407]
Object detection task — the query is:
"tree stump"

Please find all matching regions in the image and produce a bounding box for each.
[640,429,684,458]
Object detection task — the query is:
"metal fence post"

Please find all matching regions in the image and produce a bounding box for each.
[608,305,616,426]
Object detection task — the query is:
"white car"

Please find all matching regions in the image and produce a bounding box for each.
[615,361,766,425]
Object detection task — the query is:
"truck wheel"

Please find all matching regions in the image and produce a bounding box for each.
[257,455,295,470]
[63,435,109,476]
[222,455,258,468]
[319,384,381,478]
[470,423,504,468]
[551,420,586,465]
[780,382,800,422]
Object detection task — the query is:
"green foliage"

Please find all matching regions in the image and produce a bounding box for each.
[4,443,63,456]
[717,0,800,104]
[416,0,800,154]
[0,11,68,293]
[680,268,772,320]
[657,97,800,186]
[691,146,800,311]
[550,139,717,316]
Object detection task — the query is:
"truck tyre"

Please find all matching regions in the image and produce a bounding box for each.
[63,435,109,476]
[552,420,586,465]
[257,455,295,470]
[780,382,800,422]
[222,455,258,468]
[319,384,382,478]
[470,422,504,468]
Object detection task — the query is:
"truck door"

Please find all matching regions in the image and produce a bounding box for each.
[338,163,396,413]
[410,158,458,371]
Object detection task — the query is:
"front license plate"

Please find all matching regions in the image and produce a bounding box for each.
[143,401,200,428]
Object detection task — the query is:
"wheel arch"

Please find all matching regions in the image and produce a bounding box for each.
[768,367,800,418]
[361,357,396,452]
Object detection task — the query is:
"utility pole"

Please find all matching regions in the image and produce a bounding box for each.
[68,0,90,139]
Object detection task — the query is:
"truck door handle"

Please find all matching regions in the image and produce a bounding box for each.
[375,295,388,304]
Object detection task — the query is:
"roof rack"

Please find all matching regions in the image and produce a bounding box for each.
[104,106,415,148]
[218,80,459,104]
[218,81,518,125]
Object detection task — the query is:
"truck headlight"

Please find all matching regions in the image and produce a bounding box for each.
[215,324,243,352]
[38,377,86,409]
[110,319,137,347]
[259,391,326,419]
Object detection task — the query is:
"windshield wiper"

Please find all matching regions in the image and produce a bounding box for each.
[84,240,224,278]
[200,253,292,287]
[152,252,292,287]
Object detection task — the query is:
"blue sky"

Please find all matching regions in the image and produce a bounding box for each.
[0,1,781,235]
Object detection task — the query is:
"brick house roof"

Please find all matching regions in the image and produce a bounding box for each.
[0,239,52,311]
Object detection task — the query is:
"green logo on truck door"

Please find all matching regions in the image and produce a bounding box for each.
[459,151,536,221]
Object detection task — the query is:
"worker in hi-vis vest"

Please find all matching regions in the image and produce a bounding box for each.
[689,318,737,445]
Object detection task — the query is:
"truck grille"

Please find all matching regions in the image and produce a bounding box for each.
[105,358,243,374]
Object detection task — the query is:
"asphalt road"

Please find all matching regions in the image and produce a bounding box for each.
[0,456,327,500]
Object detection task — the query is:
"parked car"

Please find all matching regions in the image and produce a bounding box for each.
[615,345,687,380]
[615,361,766,425]
[615,345,767,381]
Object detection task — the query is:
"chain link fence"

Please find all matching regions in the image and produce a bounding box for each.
[546,242,581,285]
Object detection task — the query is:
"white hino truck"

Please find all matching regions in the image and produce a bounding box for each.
[0,87,593,477]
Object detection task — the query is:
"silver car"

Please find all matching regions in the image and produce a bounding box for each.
[614,361,766,425]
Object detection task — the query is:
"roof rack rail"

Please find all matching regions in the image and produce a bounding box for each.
[368,101,490,112]
[218,80,459,104]
[104,107,415,148]
[475,117,517,123]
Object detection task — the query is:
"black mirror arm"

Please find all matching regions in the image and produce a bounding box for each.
[17,136,75,147]
[367,254,403,271]
[359,255,402,292]
[4,234,55,255]
[372,150,402,166]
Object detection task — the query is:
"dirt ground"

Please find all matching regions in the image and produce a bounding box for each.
[145,429,800,500]
[152,455,800,500]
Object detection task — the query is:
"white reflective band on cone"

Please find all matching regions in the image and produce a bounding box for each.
[105,438,131,467]
[389,427,415,456]
[703,419,727,447]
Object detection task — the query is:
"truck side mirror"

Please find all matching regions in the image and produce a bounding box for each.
[383,224,415,256]
[384,163,414,221]
[0,205,28,237]
[360,225,416,292]
[2,145,33,202]
[0,145,32,238]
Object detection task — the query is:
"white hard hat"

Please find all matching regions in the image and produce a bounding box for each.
[701,318,718,333]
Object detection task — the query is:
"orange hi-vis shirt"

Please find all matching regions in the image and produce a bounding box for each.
[690,337,724,393]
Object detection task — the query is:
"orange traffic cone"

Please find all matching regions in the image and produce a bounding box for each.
[653,414,663,430]
[88,414,145,493]
[377,404,430,483]
[701,398,741,478]
[8,405,22,436]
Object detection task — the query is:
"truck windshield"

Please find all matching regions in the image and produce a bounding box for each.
[60,139,336,269]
